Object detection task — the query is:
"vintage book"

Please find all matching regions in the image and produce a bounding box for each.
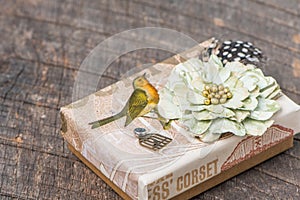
[60,39,300,200]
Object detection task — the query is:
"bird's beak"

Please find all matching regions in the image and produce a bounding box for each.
[143,73,147,78]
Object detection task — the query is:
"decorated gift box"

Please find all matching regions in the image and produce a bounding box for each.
[60,38,300,200]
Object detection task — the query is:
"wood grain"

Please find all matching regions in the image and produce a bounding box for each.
[1,0,299,199]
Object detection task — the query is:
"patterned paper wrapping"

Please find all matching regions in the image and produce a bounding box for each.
[60,40,300,200]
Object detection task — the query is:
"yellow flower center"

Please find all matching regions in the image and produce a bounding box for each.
[202,84,232,105]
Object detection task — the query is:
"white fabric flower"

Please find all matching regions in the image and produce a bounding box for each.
[158,55,281,142]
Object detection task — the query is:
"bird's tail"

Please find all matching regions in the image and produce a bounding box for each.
[88,112,125,129]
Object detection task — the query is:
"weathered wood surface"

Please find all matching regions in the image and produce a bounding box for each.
[0,0,299,199]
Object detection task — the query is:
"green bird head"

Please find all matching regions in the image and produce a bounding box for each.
[133,73,149,88]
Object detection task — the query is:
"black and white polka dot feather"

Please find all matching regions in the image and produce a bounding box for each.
[215,40,265,66]
[202,39,266,67]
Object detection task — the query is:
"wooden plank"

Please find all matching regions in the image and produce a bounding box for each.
[286,140,300,158]
[0,143,121,199]
[0,99,64,155]
[67,144,131,200]
[252,0,300,16]
[256,151,300,187]
[221,0,300,30]
[2,14,300,101]
[202,168,300,199]
[121,0,300,53]
[1,0,299,76]
[0,15,175,77]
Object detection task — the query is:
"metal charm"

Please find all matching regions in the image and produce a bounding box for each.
[134,128,172,151]
[134,127,149,138]
[139,134,172,151]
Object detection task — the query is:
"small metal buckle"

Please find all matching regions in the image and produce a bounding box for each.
[134,128,172,151]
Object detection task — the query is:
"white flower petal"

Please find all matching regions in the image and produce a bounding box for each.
[224,75,244,89]
[186,104,207,111]
[225,61,253,76]
[214,67,231,84]
[181,118,212,135]
[193,110,216,120]
[210,54,224,68]
[191,78,205,91]
[223,88,249,109]
[206,104,224,114]
[207,118,246,136]
[240,96,259,111]
[173,83,188,98]
[260,83,280,99]
[203,58,220,83]
[243,69,268,89]
[243,119,274,136]
[223,99,244,109]
[157,88,182,119]
[266,87,281,99]
[250,87,260,98]
[256,97,281,112]
[230,110,250,122]
[187,90,205,104]
[199,131,222,143]
[220,107,236,117]
[172,95,190,111]
[192,107,234,121]
[264,76,276,88]
[249,111,274,120]
[165,71,184,91]
[185,58,204,71]
[233,87,250,101]
[240,74,260,92]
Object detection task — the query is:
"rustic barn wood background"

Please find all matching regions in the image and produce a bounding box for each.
[1,0,299,199]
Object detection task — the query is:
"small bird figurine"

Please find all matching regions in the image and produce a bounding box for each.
[89,73,159,129]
